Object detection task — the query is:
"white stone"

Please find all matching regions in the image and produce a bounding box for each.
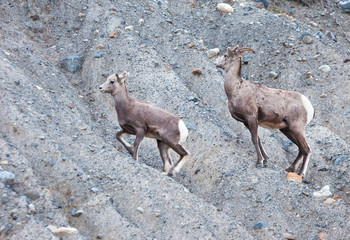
[47,225,78,237]
[206,48,220,58]
[318,65,331,73]
[125,25,134,31]
[217,3,234,13]
[313,185,332,198]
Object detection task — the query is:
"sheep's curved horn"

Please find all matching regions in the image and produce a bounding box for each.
[232,45,239,52]
[239,47,255,54]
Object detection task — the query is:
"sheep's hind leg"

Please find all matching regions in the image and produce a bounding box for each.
[280,128,303,173]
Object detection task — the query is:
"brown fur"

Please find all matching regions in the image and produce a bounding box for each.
[100,72,189,176]
[215,47,314,177]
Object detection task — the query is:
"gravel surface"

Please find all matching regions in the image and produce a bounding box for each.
[0,0,349,239]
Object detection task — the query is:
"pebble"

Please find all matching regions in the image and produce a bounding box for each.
[137,207,144,213]
[318,65,331,73]
[305,71,313,78]
[95,53,104,58]
[109,30,118,38]
[0,171,16,184]
[138,18,144,26]
[47,225,78,237]
[324,198,336,204]
[125,25,134,31]
[302,35,313,44]
[185,123,197,131]
[206,48,220,58]
[91,187,99,193]
[283,233,296,239]
[97,233,105,239]
[188,42,195,48]
[313,185,332,198]
[286,173,302,183]
[268,71,278,79]
[318,232,327,240]
[60,56,84,73]
[28,203,36,213]
[327,31,337,42]
[192,68,202,75]
[253,222,268,229]
[75,210,84,217]
[334,155,346,166]
[217,3,234,13]
[339,0,350,12]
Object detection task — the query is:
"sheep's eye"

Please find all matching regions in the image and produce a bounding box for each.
[224,54,227,57]
[110,81,114,84]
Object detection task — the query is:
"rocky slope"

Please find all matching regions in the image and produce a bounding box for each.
[0,0,349,239]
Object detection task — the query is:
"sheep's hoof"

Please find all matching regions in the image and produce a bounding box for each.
[161,171,169,176]
[263,162,268,167]
[285,167,295,173]
[256,164,263,168]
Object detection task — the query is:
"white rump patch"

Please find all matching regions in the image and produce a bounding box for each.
[301,95,314,125]
[178,120,188,144]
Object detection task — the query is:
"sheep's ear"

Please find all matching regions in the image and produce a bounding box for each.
[227,47,234,57]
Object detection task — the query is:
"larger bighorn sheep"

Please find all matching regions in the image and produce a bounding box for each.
[100,72,189,176]
[215,46,314,177]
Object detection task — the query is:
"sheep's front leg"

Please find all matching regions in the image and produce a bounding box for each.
[258,137,269,166]
[245,118,264,168]
[116,130,134,156]
[133,128,145,161]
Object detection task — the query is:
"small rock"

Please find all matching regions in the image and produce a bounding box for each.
[95,53,104,58]
[0,171,16,184]
[71,208,77,216]
[223,0,236,5]
[302,35,313,44]
[185,123,197,131]
[320,94,327,98]
[138,18,144,26]
[268,71,278,79]
[60,56,84,73]
[327,31,337,42]
[125,25,134,31]
[188,42,195,48]
[286,173,302,183]
[68,103,74,109]
[28,203,36,214]
[305,71,313,78]
[206,48,220,58]
[47,225,78,237]
[31,14,39,21]
[14,80,20,86]
[334,155,346,166]
[91,187,99,193]
[339,0,350,12]
[253,222,268,229]
[109,30,118,38]
[0,161,8,165]
[283,233,296,240]
[324,198,336,204]
[25,190,40,200]
[318,232,327,240]
[46,214,54,220]
[192,68,202,75]
[75,210,84,217]
[194,168,201,174]
[217,3,234,13]
[313,185,332,198]
[97,233,105,239]
[137,207,144,213]
[318,65,331,73]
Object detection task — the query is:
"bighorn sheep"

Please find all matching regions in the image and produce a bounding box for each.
[99,72,189,176]
[215,46,314,177]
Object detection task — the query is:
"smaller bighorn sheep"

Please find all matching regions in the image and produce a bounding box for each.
[100,72,189,176]
[215,46,314,177]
